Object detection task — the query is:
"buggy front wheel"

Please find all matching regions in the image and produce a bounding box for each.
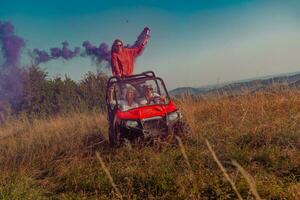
[108,123,121,147]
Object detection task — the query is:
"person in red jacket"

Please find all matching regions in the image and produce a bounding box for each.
[111,27,150,79]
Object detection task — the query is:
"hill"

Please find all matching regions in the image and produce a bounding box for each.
[0,89,299,199]
[168,87,206,96]
[170,72,300,96]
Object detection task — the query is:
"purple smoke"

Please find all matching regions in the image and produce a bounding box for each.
[0,21,25,107]
[51,41,80,59]
[33,40,109,65]
[82,41,110,64]
[0,21,25,68]
[33,49,51,63]
[33,41,80,64]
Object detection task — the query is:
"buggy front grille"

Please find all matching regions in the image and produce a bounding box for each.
[142,116,167,131]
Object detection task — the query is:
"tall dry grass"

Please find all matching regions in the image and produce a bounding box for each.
[0,112,108,170]
[0,89,299,199]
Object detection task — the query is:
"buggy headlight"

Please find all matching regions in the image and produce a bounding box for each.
[167,111,180,122]
[125,120,138,128]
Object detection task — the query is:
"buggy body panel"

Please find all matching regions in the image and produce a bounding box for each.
[115,101,177,120]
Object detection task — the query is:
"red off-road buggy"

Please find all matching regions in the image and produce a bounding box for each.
[106,71,189,146]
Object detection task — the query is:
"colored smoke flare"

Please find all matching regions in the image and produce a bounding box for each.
[132,27,151,48]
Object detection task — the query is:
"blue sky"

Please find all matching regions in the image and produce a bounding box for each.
[1,0,300,89]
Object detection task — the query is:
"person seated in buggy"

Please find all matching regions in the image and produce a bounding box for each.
[139,84,166,105]
[107,84,116,107]
[119,85,139,111]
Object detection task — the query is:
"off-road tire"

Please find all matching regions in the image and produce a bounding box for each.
[172,120,192,138]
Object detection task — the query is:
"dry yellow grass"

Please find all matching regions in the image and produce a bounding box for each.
[0,112,108,170]
[0,89,299,199]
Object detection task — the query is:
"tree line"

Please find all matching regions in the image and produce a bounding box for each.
[0,66,108,122]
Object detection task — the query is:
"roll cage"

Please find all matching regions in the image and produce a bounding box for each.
[106,71,170,108]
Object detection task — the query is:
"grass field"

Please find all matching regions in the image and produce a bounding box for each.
[0,90,299,199]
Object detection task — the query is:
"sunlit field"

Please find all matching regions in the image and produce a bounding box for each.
[0,89,299,199]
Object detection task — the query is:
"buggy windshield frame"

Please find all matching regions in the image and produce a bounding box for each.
[106,71,170,111]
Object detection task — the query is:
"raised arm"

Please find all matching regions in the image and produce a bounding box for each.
[129,43,146,57]
[130,27,150,57]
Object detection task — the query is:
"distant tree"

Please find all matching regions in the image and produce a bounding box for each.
[20,65,49,116]
[79,72,108,111]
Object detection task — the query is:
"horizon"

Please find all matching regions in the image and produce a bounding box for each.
[171,69,300,91]
[1,0,300,90]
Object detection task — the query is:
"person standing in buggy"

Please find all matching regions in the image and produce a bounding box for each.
[111,27,150,79]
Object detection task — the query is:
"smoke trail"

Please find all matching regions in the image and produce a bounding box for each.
[0,21,25,68]
[82,41,110,65]
[51,41,80,59]
[32,49,51,64]
[33,40,110,67]
[33,41,80,65]
[0,21,26,110]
